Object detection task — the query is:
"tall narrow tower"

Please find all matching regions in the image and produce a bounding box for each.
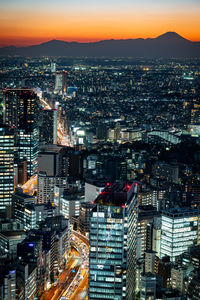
[3,89,40,177]
[89,182,138,300]
[0,123,14,211]
[55,71,67,94]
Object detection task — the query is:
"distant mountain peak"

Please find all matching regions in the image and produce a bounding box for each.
[0,32,199,58]
[156,32,189,41]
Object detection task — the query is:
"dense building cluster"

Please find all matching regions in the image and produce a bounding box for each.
[0,57,200,299]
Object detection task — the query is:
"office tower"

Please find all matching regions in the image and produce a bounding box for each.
[157,256,171,288]
[18,128,39,176]
[12,188,35,230]
[79,202,94,235]
[40,109,57,144]
[0,267,16,300]
[89,182,138,300]
[137,206,160,259]
[0,123,14,211]
[55,71,67,94]
[140,273,156,300]
[17,158,28,185]
[3,89,40,177]
[51,62,56,73]
[160,208,200,262]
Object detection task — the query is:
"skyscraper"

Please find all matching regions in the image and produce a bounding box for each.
[3,89,40,177]
[88,182,138,300]
[160,208,200,262]
[55,71,67,94]
[40,109,57,144]
[0,123,14,211]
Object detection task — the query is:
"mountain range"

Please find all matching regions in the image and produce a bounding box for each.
[0,32,200,58]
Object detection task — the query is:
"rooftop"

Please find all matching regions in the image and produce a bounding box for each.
[94,181,138,207]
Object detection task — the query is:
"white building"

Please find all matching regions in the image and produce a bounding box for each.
[160,208,200,261]
[37,174,68,204]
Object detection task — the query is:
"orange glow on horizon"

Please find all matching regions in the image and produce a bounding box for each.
[0,5,200,47]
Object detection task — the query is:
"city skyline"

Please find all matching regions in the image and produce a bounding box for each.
[0,0,200,46]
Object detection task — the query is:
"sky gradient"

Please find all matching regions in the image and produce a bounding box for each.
[0,0,200,46]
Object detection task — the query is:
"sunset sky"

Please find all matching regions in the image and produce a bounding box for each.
[0,0,200,47]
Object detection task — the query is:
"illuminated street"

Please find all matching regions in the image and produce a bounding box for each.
[64,231,89,300]
[39,231,89,300]
[40,249,80,300]
[21,174,37,195]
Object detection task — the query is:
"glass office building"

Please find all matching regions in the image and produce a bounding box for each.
[160,208,200,262]
[3,89,40,177]
[89,182,138,300]
[0,123,14,210]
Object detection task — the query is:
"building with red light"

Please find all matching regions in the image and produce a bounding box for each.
[89,181,138,300]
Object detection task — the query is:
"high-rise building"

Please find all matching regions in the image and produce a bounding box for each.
[3,89,40,177]
[51,62,56,73]
[18,128,39,176]
[17,159,28,185]
[12,188,35,230]
[40,109,57,144]
[160,208,200,262]
[140,273,157,300]
[0,123,14,211]
[89,182,138,300]
[55,71,67,94]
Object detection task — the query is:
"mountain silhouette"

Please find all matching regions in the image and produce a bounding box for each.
[0,32,199,58]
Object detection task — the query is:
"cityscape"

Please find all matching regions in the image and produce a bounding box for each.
[0,1,200,300]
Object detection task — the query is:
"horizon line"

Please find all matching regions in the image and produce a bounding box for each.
[1,32,200,48]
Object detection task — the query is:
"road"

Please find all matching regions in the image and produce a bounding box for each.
[21,174,37,195]
[68,231,89,300]
[39,232,89,300]
[40,249,80,300]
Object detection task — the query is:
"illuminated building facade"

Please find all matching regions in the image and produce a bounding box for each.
[37,173,68,204]
[89,182,138,300]
[3,89,40,177]
[55,71,67,94]
[160,208,200,262]
[0,123,14,211]
[18,128,39,176]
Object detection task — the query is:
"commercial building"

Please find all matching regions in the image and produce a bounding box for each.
[37,173,68,204]
[55,71,67,94]
[0,267,16,300]
[40,109,57,144]
[59,190,84,221]
[79,202,94,235]
[140,272,156,300]
[89,181,138,300]
[12,188,35,231]
[0,123,14,211]
[3,89,40,177]
[160,208,200,262]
